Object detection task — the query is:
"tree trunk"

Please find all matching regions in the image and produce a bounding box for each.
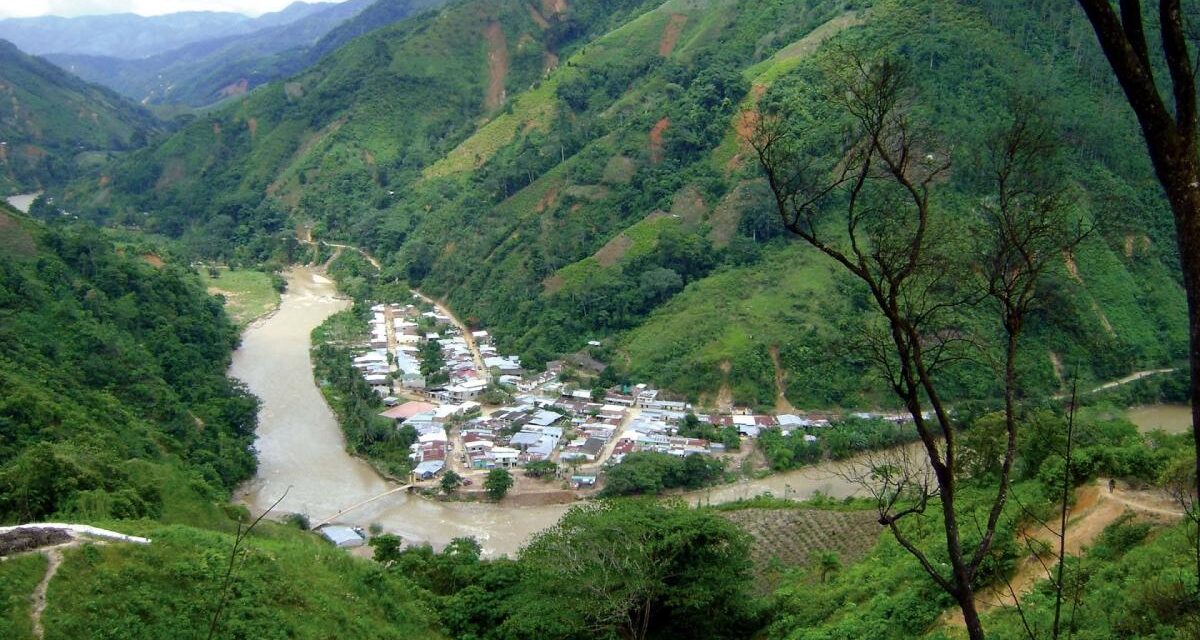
[957,590,987,640]
[1166,166,1200,583]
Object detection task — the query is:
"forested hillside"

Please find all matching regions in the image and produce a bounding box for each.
[0,41,160,194]
[45,0,444,108]
[61,0,1188,409]
[0,202,445,639]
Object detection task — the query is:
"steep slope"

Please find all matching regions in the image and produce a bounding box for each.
[0,203,444,640]
[0,2,335,59]
[66,0,1188,408]
[0,40,160,194]
[46,0,438,108]
[64,0,657,254]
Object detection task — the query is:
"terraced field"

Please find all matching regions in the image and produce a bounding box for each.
[720,507,880,592]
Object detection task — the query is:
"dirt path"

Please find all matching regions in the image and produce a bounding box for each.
[768,345,797,413]
[1051,367,1178,400]
[30,543,69,639]
[409,289,489,382]
[0,524,152,638]
[943,479,1183,627]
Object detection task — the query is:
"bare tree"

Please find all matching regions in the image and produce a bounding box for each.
[1073,0,1200,582]
[751,55,1082,639]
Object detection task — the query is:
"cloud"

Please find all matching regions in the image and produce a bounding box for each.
[0,0,297,18]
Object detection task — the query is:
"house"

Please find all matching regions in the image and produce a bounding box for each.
[528,409,565,428]
[379,401,438,424]
[318,525,365,548]
[443,379,488,403]
[465,439,494,454]
[399,373,426,389]
[509,431,543,450]
[571,475,597,488]
[489,446,520,468]
[413,460,445,480]
[582,437,606,459]
[564,437,606,462]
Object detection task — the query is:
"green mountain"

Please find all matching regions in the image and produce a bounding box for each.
[45,0,446,108]
[64,0,1187,409]
[0,40,161,194]
[0,2,338,59]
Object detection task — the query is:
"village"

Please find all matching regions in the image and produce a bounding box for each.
[345,294,920,501]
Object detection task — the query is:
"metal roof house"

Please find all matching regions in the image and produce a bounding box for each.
[318,525,365,548]
[413,460,446,480]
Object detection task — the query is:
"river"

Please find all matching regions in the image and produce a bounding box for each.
[233,268,869,556]
[1127,404,1192,435]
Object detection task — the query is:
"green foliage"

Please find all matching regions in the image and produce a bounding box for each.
[523,459,558,478]
[43,524,442,639]
[198,267,281,326]
[311,308,416,478]
[600,451,726,496]
[757,418,919,472]
[0,552,45,640]
[440,470,463,494]
[484,468,513,500]
[517,499,760,639]
[0,40,160,194]
[0,213,256,523]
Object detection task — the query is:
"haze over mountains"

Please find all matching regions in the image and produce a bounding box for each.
[0,0,449,108]
[0,1,338,58]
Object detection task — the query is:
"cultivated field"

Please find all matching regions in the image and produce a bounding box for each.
[720,507,881,592]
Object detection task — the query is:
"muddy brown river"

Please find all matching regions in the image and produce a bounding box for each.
[234,268,867,556]
[1127,404,1192,435]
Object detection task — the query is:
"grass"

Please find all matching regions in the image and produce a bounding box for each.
[200,267,280,327]
[424,78,561,179]
[619,241,846,408]
[0,552,47,640]
[42,524,443,640]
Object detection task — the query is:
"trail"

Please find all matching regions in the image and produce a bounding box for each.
[0,524,152,638]
[943,479,1183,628]
[1052,367,1177,400]
[29,544,69,639]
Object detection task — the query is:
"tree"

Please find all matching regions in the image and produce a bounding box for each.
[751,53,1083,639]
[524,459,559,478]
[514,499,757,640]
[813,551,841,584]
[1074,0,1200,584]
[484,468,513,500]
[441,470,463,494]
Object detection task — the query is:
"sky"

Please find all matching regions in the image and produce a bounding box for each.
[0,0,312,19]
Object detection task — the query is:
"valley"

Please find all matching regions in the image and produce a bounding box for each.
[233,267,874,554]
[1,0,1198,638]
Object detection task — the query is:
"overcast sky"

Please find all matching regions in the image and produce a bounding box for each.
[0,0,314,19]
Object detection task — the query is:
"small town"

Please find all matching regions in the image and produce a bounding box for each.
[349,295,915,497]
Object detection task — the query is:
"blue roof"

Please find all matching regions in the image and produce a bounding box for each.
[413,460,445,477]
